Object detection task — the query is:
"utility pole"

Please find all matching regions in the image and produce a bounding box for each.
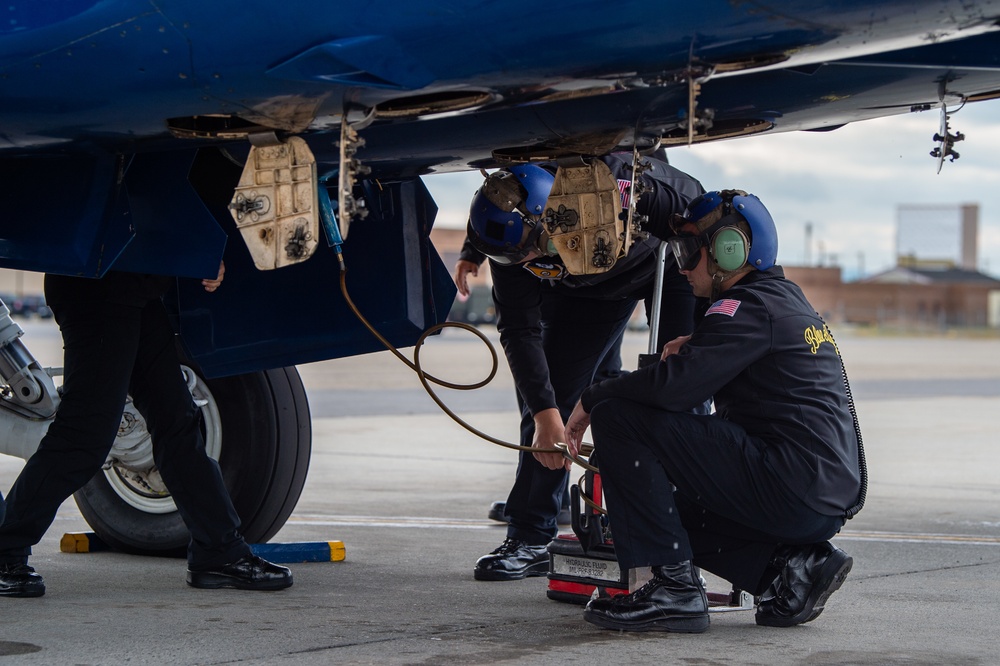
[804,222,813,265]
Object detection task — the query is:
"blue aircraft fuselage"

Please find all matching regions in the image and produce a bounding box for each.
[2,0,1000,375]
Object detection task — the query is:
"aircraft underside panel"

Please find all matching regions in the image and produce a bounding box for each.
[172,147,455,379]
[0,151,133,277]
[0,146,454,379]
[0,149,228,279]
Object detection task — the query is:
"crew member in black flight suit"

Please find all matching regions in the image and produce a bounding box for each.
[466,152,705,582]
[452,239,624,527]
[565,190,863,633]
[0,264,293,597]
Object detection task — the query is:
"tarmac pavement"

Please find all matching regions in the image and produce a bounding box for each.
[1,321,998,664]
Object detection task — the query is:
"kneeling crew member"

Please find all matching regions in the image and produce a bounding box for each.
[564,190,862,632]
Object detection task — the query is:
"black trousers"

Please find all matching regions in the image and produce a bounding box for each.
[511,331,623,514]
[0,273,249,568]
[589,398,845,594]
[505,264,696,545]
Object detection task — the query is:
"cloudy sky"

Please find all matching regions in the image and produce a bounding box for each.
[423,98,1000,281]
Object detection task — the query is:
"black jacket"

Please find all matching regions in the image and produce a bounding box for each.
[490,154,704,416]
[581,267,861,515]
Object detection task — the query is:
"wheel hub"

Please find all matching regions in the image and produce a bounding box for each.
[102,365,222,514]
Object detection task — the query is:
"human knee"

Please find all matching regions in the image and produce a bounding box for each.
[589,399,644,464]
[590,398,632,437]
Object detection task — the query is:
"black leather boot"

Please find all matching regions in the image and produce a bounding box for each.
[474,537,550,581]
[755,541,852,627]
[187,553,293,591]
[0,563,45,598]
[583,561,709,633]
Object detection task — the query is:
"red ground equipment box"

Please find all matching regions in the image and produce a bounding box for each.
[546,467,753,611]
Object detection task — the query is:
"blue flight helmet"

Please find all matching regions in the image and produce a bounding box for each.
[467,164,555,265]
[668,190,778,273]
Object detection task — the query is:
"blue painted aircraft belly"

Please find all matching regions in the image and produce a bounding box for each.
[1,0,1000,375]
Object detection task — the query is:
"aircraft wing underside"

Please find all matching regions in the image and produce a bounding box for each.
[2,0,1000,375]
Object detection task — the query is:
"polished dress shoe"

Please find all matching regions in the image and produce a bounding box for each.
[583,561,709,633]
[487,501,572,526]
[187,553,293,591]
[755,541,852,627]
[474,537,549,581]
[0,563,45,598]
[487,500,507,523]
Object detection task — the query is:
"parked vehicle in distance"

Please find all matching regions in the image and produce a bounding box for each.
[448,285,496,326]
[8,294,53,319]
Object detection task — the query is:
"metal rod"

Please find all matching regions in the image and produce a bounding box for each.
[647,241,668,355]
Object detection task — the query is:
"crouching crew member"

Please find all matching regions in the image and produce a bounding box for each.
[564,190,863,632]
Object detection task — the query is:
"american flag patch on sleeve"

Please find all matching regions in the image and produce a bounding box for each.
[617,179,631,208]
[705,299,741,317]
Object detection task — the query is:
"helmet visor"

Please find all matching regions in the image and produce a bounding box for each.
[469,220,547,266]
[667,234,705,272]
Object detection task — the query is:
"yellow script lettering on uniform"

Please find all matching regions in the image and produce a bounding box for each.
[804,324,839,355]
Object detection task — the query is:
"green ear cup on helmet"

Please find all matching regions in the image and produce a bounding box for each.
[685,190,777,272]
[711,227,749,272]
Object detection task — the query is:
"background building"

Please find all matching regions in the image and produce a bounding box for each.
[789,203,1000,329]
[896,204,979,270]
[0,269,43,298]
[433,203,1000,331]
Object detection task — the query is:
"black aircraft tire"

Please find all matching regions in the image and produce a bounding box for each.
[72,366,312,556]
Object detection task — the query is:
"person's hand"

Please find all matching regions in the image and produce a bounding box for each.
[660,334,691,361]
[531,407,571,471]
[453,259,479,298]
[202,261,225,293]
[563,400,591,458]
